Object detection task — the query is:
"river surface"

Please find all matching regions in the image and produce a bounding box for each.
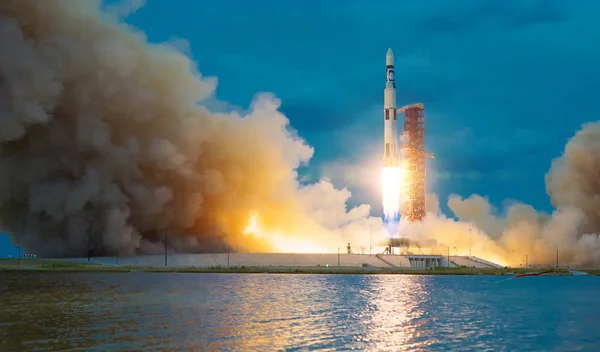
[1,272,599,351]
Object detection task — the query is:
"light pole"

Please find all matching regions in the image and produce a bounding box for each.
[369,225,372,255]
[87,216,91,262]
[227,232,231,267]
[512,250,515,268]
[442,245,450,268]
[469,227,472,257]
[164,230,168,267]
[17,219,23,268]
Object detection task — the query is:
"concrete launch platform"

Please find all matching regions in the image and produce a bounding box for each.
[62,253,503,269]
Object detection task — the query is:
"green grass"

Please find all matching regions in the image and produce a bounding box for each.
[2,259,598,275]
[0,258,124,272]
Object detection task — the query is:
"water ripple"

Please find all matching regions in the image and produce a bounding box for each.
[1,273,599,351]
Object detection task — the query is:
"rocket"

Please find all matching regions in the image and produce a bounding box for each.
[383,47,398,167]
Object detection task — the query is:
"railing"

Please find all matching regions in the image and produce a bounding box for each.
[375,254,398,268]
[467,256,503,268]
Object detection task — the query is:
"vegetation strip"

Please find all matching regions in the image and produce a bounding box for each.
[1,259,598,276]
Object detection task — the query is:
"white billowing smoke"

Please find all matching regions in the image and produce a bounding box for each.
[0,1,383,257]
[397,122,600,267]
[1,1,598,265]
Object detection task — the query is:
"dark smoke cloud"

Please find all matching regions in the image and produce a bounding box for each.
[0,0,382,257]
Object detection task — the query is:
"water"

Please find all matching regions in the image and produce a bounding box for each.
[1,272,599,351]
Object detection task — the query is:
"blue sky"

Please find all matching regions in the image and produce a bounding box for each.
[116,0,598,210]
[2,0,600,255]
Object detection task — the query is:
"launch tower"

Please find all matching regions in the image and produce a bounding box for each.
[398,103,434,222]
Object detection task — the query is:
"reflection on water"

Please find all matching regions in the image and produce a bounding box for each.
[364,276,423,350]
[1,272,599,351]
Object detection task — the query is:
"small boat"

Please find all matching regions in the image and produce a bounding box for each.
[514,270,555,278]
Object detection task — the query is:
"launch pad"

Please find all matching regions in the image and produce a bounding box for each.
[379,237,439,255]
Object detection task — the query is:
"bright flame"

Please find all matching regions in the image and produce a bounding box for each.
[243,213,326,253]
[381,167,401,221]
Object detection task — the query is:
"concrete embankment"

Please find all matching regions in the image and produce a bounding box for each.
[60,253,507,269]
[2,258,597,275]
[62,253,413,268]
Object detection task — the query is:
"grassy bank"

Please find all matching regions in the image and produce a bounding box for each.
[1,259,598,275]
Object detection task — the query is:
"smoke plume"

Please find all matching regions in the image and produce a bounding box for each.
[1,1,599,266]
[0,0,381,257]
[398,122,600,267]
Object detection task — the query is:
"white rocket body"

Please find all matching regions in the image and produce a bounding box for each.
[383,48,398,167]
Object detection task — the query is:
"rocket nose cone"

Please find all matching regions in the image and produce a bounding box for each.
[386,47,394,65]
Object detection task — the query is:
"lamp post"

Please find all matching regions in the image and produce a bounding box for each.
[17,219,23,268]
[469,227,472,257]
[164,230,168,267]
[442,245,450,268]
[227,232,231,267]
[369,225,372,255]
[87,216,91,262]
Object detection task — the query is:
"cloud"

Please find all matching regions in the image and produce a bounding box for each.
[0,1,385,257]
[411,121,600,266]
[546,122,600,232]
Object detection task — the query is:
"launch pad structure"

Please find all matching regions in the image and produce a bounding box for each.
[380,48,435,255]
[382,102,434,255]
[399,103,434,222]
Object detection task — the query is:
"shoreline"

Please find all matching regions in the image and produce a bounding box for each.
[1,259,598,276]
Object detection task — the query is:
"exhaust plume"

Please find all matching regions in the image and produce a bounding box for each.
[0,0,382,257]
[1,1,598,267]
